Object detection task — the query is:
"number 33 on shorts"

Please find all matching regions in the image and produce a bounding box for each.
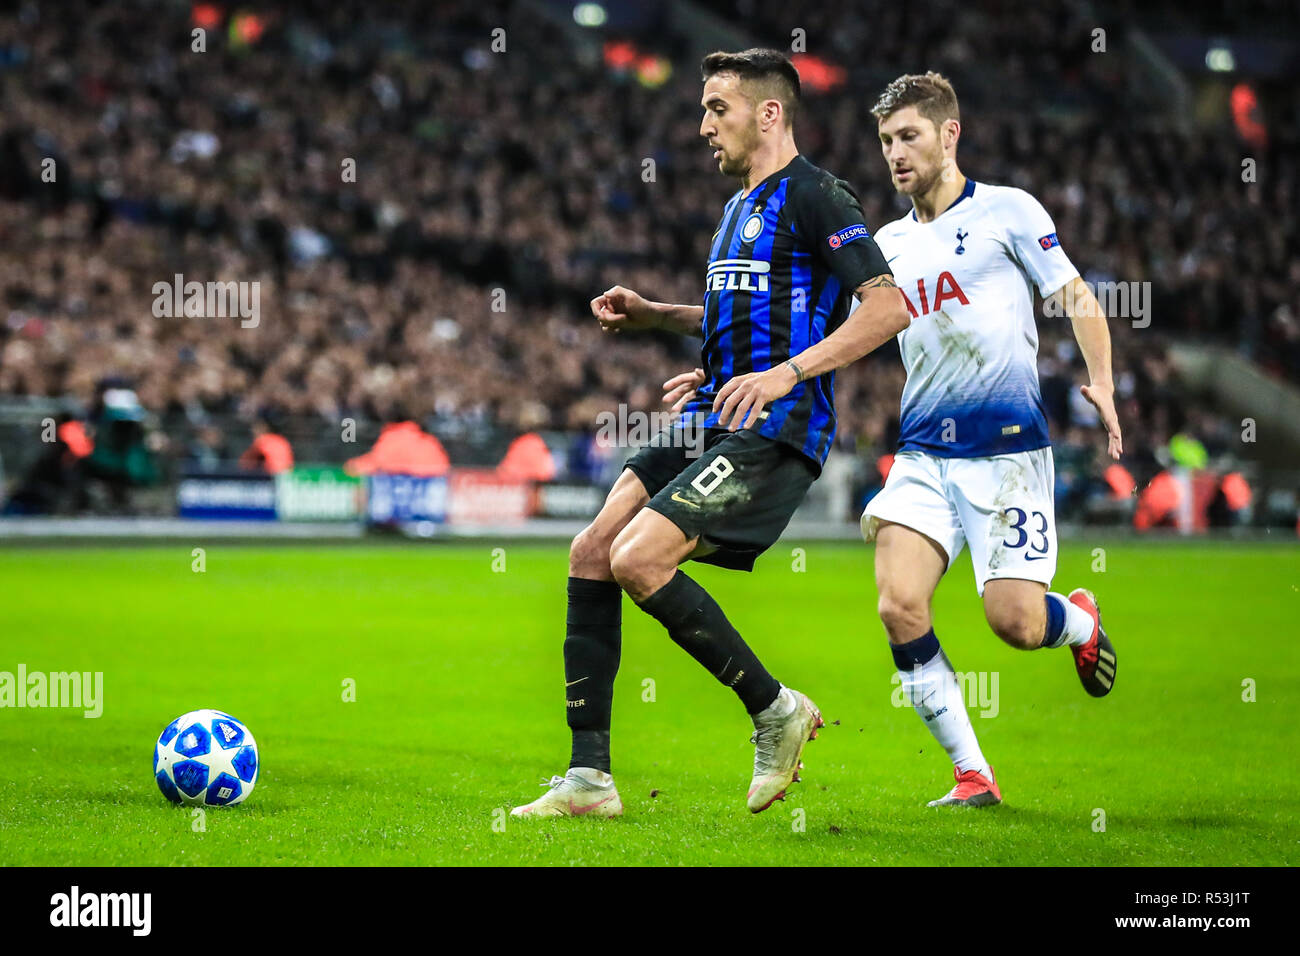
[1001,507,1050,559]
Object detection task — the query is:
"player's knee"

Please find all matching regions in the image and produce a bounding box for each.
[569,524,612,578]
[986,607,1041,650]
[609,527,677,602]
[607,536,649,596]
[877,591,929,642]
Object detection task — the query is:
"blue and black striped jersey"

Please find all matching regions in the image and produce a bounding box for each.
[683,155,891,470]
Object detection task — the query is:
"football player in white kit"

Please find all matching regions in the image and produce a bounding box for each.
[858,72,1124,807]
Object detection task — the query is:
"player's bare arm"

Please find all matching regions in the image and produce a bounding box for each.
[1049,275,1123,460]
[591,285,704,336]
[713,274,909,430]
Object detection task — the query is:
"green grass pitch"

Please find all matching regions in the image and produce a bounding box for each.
[0,539,1296,866]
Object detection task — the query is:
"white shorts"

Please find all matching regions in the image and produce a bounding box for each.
[861,448,1057,595]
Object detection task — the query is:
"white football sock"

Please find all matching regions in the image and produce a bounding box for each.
[1048,592,1096,647]
[897,650,990,777]
[571,768,614,787]
[757,685,796,720]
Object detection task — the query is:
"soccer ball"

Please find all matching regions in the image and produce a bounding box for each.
[153,709,259,806]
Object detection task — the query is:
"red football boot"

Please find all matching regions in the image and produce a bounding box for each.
[1068,588,1117,697]
[928,766,1002,807]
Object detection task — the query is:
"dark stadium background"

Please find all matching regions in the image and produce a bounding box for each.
[0,0,1296,536]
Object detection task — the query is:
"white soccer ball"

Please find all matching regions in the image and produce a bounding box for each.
[153,709,260,806]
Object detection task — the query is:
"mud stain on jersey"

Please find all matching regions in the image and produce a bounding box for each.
[931,310,986,376]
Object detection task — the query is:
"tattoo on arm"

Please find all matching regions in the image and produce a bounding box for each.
[858,274,898,293]
[784,359,806,384]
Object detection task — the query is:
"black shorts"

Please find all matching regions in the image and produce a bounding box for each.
[624,426,818,572]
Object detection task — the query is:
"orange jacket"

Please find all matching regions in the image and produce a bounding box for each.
[345,422,450,477]
[240,433,294,474]
[496,432,556,483]
[1103,463,1136,499]
[1134,470,1181,531]
[877,453,895,483]
[1220,472,1252,511]
[58,421,93,459]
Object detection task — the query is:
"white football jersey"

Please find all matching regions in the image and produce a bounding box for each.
[862,179,1079,457]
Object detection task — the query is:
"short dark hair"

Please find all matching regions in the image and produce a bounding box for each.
[701,48,800,127]
[870,72,960,129]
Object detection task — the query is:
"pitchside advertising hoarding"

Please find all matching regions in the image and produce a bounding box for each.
[177,466,362,521]
[367,470,533,524]
[177,467,602,524]
[176,469,277,520]
[277,467,364,521]
[365,473,448,523]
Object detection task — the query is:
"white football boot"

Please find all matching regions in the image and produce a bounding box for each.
[747,686,824,813]
[510,768,624,818]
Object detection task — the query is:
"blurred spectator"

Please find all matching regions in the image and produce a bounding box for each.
[345,415,450,477]
[497,432,557,483]
[1208,470,1253,527]
[2,413,91,514]
[79,383,162,511]
[184,425,228,471]
[1135,470,1184,531]
[239,413,294,474]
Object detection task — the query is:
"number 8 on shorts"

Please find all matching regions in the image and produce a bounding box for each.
[690,455,734,497]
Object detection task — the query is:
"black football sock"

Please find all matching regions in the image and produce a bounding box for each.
[564,576,622,774]
[636,570,781,715]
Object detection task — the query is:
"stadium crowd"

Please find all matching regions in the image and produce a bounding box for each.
[0,0,1293,521]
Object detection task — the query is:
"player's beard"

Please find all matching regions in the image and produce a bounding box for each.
[906,145,948,197]
[720,121,762,180]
